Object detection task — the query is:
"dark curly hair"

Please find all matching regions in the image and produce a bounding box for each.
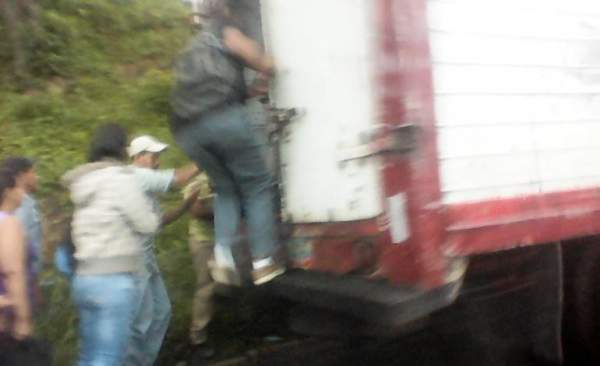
[200,0,246,22]
[0,168,18,205]
[199,0,228,17]
[1,156,34,175]
[88,123,128,163]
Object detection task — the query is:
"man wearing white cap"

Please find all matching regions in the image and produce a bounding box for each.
[124,135,200,366]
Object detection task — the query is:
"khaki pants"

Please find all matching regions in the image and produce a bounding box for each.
[188,240,215,345]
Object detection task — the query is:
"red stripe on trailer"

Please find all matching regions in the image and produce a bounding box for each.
[374,0,447,287]
[445,188,600,255]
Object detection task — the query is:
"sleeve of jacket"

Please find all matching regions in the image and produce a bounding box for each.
[117,170,161,235]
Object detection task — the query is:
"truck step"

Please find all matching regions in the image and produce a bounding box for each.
[265,269,460,327]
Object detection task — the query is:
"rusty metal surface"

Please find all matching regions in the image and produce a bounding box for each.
[373,0,448,288]
[446,187,600,255]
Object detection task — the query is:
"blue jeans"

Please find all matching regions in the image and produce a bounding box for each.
[71,273,137,366]
[174,104,278,265]
[124,253,171,366]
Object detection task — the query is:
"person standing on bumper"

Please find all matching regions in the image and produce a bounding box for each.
[171,0,284,285]
[124,135,199,366]
[63,124,161,366]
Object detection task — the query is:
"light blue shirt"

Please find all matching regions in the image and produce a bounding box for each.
[131,167,175,254]
[15,194,42,273]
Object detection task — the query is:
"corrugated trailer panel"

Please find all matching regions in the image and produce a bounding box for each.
[429,0,600,254]
[428,0,600,204]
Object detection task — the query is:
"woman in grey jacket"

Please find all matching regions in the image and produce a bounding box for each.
[62,124,160,366]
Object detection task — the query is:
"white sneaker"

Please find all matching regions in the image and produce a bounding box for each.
[252,257,285,285]
[213,244,235,268]
[208,260,242,286]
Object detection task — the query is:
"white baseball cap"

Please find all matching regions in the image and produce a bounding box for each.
[127,135,169,157]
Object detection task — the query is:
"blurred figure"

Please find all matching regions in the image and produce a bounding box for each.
[62,124,160,366]
[124,135,199,366]
[0,163,51,366]
[53,225,75,279]
[0,167,32,340]
[1,157,42,302]
[171,0,284,285]
[183,173,216,360]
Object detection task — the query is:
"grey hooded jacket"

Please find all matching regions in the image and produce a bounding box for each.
[62,160,160,275]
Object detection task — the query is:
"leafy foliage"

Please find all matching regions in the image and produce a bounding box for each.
[1,1,291,363]
[0,1,210,364]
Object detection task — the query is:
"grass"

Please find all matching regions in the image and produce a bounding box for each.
[1,1,295,363]
[0,1,252,364]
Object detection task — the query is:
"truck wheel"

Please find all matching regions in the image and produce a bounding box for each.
[564,237,600,364]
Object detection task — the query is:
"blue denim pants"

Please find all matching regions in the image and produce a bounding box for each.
[71,273,137,366]
[124,253,171,366]
[174,104,278,266]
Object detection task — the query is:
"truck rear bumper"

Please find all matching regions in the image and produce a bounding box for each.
[265,268,463,328]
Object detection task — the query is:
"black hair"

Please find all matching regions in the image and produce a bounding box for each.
[0,168,18,205]
[200,0,227,17]
[202,0,244,23]
[0,156,34,175]
[88,123,128,163]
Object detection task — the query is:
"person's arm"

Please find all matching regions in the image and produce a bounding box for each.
[161,190,199,227]
[172,164,200,189]
[189,196,213,222]
[248,72,271,98]
[0,217,32,339]
[184,174,214,221]
[222,26,275,75]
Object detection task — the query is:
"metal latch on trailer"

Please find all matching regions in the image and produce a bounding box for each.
[262,100,302,140]
[337,124,419,162]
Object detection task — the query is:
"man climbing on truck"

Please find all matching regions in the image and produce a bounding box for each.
[170,0,283,286]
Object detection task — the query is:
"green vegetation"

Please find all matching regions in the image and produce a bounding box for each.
[0,0,190,191]
[1,2,292,363]
[0,0,222,364]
